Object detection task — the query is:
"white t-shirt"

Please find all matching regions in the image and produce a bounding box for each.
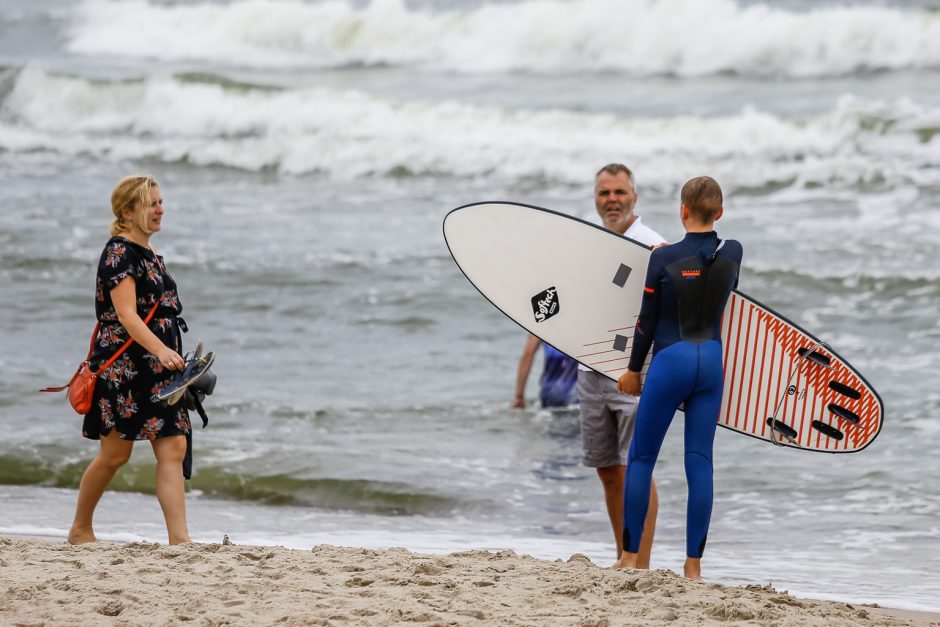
[622,216,665,248]
[578,216,666,372]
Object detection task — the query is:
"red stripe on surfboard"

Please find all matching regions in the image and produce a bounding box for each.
[808,347,866,451]
[731,301,750,431]
[722,295,737,376]
[860,394,879,442]
[783,325,802,441]
[720,296,739,425]
[752,310,771,438]
[817,396,829,451]
[798,362,812,448]
[604,358,651,375]
[776,321,788,440]
[718,300,737,425]
[576,349,619,358]
[591,356,630,366]
[734,302,755,432]
[582,336,626,347]
[583,339,618,347]
[860,396,879,447]
[844,373,879,450]
[765,317,794,441]
[728,298,746,430]
[582,323,636,347]
[835,370,857,451]
[806,358,824,450]
[757,312,775,439]
[852,375,879,443]
[823,409,835,451]
[770,320,787,435]
[743,304,763,436]
[718,292,737,424]
[781,322,807,442]
[606,326,637,334]
[794,348,823,449]
[805,350,831,437]
[793,351,807,447]
[804,352,832,450]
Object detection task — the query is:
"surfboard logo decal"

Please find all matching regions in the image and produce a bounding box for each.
[531,287,560,323]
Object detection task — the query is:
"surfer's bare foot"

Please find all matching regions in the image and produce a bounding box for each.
[612,552,638,570]
[684,558,701,580]
[67,527,96,545]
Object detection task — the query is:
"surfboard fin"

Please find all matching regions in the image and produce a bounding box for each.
[811,420,844,441]
[766,418,799,444]
[828,403,860,426]
[797,346,832,368]
[828,380,861,400]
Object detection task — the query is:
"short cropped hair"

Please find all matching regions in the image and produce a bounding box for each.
[680,176,723,224]
[595,163,636,189]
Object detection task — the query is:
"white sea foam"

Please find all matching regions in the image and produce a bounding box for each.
[2,66,939,188]
[65,0,940,77]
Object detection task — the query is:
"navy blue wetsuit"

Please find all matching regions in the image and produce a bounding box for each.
[540,343,579,407]
[623,231,742,559]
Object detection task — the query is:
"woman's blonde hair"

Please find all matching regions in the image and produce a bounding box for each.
[110,175,159,237]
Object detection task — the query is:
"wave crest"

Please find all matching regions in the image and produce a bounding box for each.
[2,67,939,186]
[66,0,940,77]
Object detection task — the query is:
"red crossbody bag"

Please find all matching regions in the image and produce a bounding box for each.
[41,303,160,414]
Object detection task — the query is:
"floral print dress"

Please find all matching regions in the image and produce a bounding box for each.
[82,237,191,442]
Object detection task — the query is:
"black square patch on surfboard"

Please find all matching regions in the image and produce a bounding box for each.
[612,334,629,352]
[612,263,632,287]
[531,287,560,323]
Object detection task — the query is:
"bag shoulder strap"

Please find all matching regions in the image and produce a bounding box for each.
[92,302,160,375]
[40,302,161,393]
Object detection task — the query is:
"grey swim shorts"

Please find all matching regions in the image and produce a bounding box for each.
[577,369,639,468]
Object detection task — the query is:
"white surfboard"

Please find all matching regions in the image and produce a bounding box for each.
[444,202,883,453]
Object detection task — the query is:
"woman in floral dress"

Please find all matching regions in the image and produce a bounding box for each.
[68,175,192,545]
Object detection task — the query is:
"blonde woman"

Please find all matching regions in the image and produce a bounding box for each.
[69,175,192,545]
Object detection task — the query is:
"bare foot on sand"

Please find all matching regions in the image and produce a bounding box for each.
[67,527,96,545]
[612,552,638,570]
[684,558,701,580]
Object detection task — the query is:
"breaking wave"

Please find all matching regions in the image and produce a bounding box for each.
[65,0,940,77]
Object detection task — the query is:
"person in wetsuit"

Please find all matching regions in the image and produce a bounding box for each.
[613,176,742,579]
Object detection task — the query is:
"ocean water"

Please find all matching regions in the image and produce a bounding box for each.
[1,0,939,612]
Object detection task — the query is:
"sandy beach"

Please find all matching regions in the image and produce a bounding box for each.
[1,536,936,626]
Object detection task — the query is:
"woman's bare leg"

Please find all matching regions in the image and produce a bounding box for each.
[69,430,134,544]
[151,435,191,544]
